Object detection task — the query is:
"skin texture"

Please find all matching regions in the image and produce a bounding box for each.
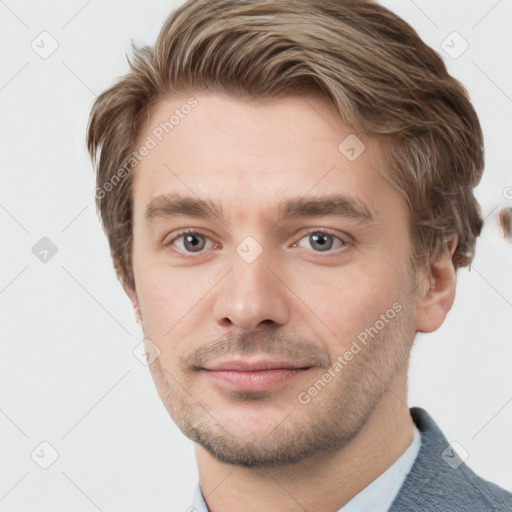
[127,93,457,511]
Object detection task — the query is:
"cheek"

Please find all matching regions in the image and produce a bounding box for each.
[298,262,406,342]
[133,253,180,332]
[133,255,217,344]
[136,277,191,369]
[138,284,176,342]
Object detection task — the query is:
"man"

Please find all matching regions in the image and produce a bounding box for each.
[86,0,512,510]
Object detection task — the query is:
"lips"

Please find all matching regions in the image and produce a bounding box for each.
[201,357,313,392]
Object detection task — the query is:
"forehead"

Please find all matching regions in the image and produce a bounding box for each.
[130,93,404,224]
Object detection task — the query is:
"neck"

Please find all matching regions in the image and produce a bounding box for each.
[195,374,415,512]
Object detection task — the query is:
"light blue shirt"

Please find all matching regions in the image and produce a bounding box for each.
[190,427,421,512]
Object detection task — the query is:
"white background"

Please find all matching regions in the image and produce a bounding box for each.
[1,0,511,510]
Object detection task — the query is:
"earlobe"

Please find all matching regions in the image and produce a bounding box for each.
[414,236,457,333]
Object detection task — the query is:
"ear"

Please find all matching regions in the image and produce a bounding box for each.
[414,236,458,333]
[122,280,142,324]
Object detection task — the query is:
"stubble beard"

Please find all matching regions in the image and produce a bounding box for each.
[146,297,415,469]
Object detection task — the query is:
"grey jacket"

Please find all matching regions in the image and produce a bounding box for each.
[389,407,512,511]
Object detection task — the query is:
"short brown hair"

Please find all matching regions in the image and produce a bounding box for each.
[87,0,484,292]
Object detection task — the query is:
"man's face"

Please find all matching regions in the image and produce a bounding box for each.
[130,93,418,467]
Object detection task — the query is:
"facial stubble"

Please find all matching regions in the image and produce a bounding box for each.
[145,296,415,469]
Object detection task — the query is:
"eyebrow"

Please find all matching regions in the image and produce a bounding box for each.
[143,193,375,225]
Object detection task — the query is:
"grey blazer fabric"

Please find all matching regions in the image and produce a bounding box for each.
[389,407,512,511]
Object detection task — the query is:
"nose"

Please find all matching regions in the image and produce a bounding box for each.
[212,246,291,331]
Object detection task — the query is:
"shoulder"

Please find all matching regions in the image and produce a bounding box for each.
[389,407,512,512]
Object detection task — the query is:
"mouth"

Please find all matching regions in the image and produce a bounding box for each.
[200,357,314,392]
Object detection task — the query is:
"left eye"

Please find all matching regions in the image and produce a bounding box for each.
[295,231,345,252]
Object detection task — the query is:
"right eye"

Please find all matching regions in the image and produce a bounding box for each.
[163,230,219,256]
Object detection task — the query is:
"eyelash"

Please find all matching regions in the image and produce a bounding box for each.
[163,228,350,257]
